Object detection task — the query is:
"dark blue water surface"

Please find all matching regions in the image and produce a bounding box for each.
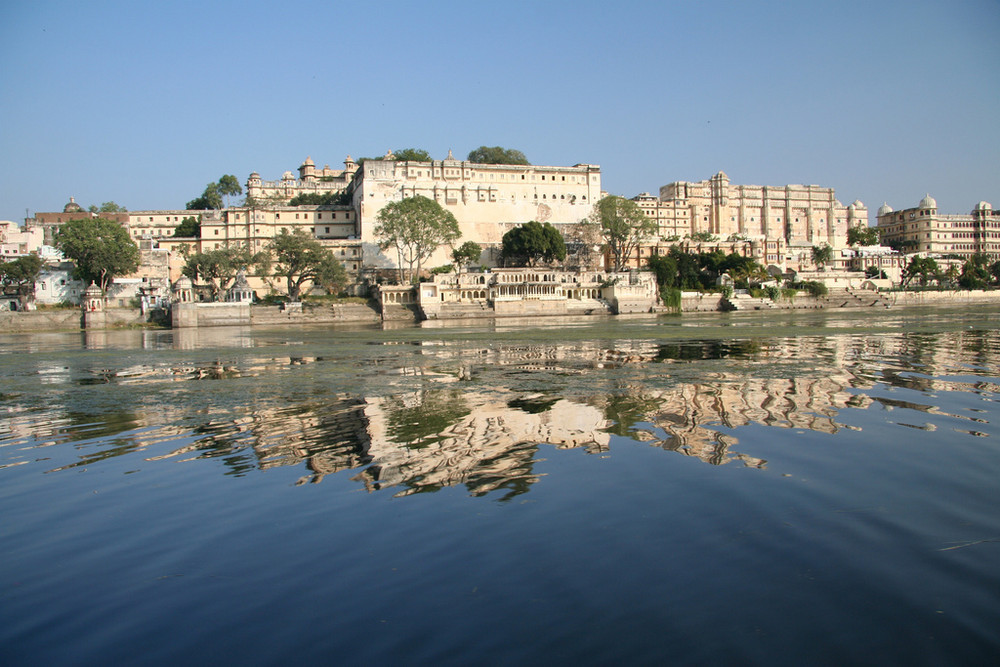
[2,308,999,665]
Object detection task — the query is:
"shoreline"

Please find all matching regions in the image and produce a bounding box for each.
[3,288,1000,333]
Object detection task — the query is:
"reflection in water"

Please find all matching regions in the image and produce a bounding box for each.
[1,318,999,498]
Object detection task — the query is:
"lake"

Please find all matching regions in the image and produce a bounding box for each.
[2,308,999,664]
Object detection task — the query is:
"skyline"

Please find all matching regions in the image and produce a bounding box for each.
[1,0,997,224]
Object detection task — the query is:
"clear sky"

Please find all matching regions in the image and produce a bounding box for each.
[1,0,997,224]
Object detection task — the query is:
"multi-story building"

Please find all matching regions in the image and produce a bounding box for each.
[350,150,601,267]
[876,196,999,260]
[1,220,43,258]
[628,171,868,271]
[246,156,358,203]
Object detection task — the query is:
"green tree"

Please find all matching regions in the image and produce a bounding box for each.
[182,244,271,301]
[902,256,942,287]
[217,175,243,208]
[393,148,433,162]
[811,244,833,268]
[173,216,201,238]
[466,146,530,165]
[452,241,482,272]
[287,191,349,206]
[847,224,879,246]
[958,254,992,289]
[55,217,140,294]
[591,195,658,271]
[187,175,243,210]
[187,183,222,210]
[269,229,347,301]
[374,195,461,283]
[500,221,566,267]
[0,253,43,302]
[88,201,128,214]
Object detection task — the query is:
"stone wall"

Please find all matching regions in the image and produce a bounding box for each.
[172,302,250,328]
[0,308,146,333]
[885,289,1000,308]
[250,303,381,326]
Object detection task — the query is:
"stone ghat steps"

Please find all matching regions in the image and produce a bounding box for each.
[822,288,892,309]
[566,298,613,315]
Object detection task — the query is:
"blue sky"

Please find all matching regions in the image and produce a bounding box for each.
[1,0,997,223]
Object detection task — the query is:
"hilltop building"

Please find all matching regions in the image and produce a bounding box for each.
[246,156,358,203]
[351,150,601,267]
[876,195,999,260]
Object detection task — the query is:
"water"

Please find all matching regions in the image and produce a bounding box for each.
[2,308,999,664]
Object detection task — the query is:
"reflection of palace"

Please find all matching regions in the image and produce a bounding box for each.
[7,327,998,496]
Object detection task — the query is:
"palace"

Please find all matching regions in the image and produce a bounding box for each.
[876,195,999,260]
[352,150,601,267]
[627,171,868,271]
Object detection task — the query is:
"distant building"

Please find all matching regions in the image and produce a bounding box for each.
[1,220,43,258]
[351,150,601,268]
[246,156,358,203]
[627,171,868,272]
[876,195,999,260]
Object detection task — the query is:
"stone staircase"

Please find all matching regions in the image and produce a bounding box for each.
[722,294,776,311]
[566,298,613,315]
[822,288,892,309]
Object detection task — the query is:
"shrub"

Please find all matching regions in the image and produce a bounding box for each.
[660,286,681,310]
[764,285,781,301]
[720,284,734,299]
[803,281,828,297]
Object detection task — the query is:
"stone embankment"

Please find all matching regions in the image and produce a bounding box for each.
[0,308,146,333]
[4,290,1000,333]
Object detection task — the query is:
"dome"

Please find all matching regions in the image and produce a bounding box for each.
[877,202,893,217]
[63,197,83,213]
[282,171,295,180]
[302,156,314,166]
[174,276,193,290]
[249,171,260,180]
[918,193,937,209]
[974,201,992,212]
[851,199,864,208]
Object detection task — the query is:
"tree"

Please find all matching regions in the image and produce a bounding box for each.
[269,229,347,301]
[811,244,833,269]
[958,254,992,289]
[55,217,140,294]
[88,201,128,213]
[374,195,461,283]
[173,216,201,238]
[187,175,243,210]
[591,195,657,271]
[452,241,482,272]
[847,224,879,247]
[0,253,43,303]
[500,221,566,267]
[182,245,271,301]
[467,146,530,165]
[187,183,222,210]
[287,191,348,206]
[902,256,941,287]
[217,175,243,208]
[393,148,433,162]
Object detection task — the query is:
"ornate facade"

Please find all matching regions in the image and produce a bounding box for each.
[876,195,999,260]
[246,156,358,203]
[626,171,868,272]
[351,150,601,267]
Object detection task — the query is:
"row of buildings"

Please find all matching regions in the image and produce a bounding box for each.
[5,149,996,304]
